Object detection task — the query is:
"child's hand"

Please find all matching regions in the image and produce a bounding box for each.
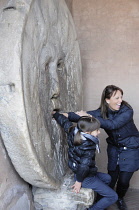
[71,181,81,193]
[52,111,56,115]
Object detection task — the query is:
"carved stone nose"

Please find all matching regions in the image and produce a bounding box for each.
[50,89,60,99]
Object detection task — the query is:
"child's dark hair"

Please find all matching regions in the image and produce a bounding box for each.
[74,116,100,146]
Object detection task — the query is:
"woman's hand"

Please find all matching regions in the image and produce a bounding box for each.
[71,181,82,193]
[76,110,91,117]
[61,112,68,117]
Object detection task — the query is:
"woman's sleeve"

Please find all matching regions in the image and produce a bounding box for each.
[53,112,73,133]
[87,109,100,118]
[68,109,99,122]
[97,108,133,130]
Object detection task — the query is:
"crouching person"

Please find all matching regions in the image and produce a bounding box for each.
[52,111,118,210]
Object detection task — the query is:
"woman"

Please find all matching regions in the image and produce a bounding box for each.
[66,85,139,210]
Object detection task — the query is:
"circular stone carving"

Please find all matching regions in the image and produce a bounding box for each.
[0,0,82,188]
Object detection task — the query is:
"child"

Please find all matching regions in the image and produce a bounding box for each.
[52,111,118,210]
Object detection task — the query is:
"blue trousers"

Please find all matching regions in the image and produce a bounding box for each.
[81,172,118,210]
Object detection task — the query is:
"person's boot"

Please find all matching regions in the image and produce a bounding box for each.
[116,198,127,210]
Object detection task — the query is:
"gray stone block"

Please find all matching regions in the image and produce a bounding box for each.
[33,172,94,210]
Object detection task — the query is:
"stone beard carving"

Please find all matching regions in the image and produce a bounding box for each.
[0,0,82,189]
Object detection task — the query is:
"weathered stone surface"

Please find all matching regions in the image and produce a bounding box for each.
[33,172,94,210]
[0,134,34,210]
[0,0,82,189]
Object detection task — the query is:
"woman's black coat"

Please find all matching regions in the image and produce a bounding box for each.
[68,105,139,172]
[53,112,98,182]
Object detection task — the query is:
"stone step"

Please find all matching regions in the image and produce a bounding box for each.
[33,172,95,210]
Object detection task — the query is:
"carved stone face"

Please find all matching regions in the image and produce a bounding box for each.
[0,0,82,188]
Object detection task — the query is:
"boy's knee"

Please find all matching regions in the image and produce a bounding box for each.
[110,191,118,203]
[105,174,111,185]
[107,174,112,182]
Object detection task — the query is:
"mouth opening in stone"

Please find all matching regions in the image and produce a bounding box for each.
[53,108,60,112]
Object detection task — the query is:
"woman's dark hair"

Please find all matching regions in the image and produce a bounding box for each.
[74,116,100,146]
[99,85,132,119]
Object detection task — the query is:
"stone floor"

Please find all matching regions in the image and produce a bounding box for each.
[108,189,139,210]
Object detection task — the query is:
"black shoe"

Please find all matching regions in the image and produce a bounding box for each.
[116,198,127,210]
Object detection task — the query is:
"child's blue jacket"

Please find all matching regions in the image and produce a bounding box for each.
[53,112,98,182]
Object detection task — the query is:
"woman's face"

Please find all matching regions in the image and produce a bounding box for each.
[106,90,123,111]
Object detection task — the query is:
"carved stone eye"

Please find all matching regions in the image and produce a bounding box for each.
[3,6,16,11]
